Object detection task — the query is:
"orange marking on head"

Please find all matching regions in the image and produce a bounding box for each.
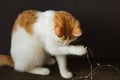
[54,11,82,40]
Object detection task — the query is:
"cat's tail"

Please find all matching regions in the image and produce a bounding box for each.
[0,55,14,67]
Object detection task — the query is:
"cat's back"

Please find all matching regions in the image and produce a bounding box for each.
[12,10,55,36]
[11,10,45,59]
[12,10,40,35]
[11,10,55,51]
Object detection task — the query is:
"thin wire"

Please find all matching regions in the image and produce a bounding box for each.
[72,47,120,80]
[86,48,93,80]
[87,47,100,66]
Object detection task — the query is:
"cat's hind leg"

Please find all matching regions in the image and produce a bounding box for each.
[27,67,50,75]
[14,54,51,76]
[15,63,50,75]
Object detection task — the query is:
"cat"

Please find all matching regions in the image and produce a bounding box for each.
[0,10,87,79]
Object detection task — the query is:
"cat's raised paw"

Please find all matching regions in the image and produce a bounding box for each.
[73,46,87,56]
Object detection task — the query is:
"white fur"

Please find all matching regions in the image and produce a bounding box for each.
[11,10,87,79]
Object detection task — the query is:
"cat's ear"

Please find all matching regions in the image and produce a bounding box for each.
[54,26,64,38]
[72,22,82,37]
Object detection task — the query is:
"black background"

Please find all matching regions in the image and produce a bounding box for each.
[0,0,120,59]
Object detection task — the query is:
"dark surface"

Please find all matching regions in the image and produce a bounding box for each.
[0,58,120,80]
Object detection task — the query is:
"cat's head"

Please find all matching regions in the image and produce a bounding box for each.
[54,11,82,45]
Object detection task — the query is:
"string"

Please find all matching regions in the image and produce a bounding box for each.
[72,47,120,80]
[86,47,100,66]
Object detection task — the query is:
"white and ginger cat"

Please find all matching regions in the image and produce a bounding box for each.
[0,10,87,79]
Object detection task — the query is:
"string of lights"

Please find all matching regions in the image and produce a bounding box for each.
[72,47,120,80]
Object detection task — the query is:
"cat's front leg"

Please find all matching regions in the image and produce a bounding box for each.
[55,55,73,79]
[47,45,87,56]
[45,39,87,56]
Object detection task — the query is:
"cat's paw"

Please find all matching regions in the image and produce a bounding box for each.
[39,68,50,75]
[61,71,73,79]
[47,58,56,65]
[50,58,56,65]
[75,46,87,55]
[70,46,87,56]
[28,67,50,75]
